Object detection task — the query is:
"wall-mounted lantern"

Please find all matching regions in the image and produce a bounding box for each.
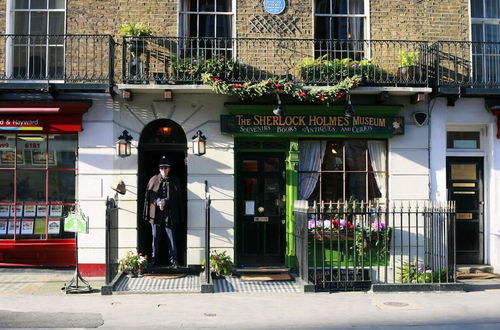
[192,130,207,156]
[116,130,133,158]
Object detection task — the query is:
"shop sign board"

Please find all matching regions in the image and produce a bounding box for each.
[221,114,404,136]
[264,0,286,15]
[0,118,43,131]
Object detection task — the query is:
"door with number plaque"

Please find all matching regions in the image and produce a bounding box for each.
[446,157,484,264]
[236,153,286,266]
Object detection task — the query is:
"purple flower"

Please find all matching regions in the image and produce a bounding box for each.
[308,220,322,230]
[351,63,360,68]
[372,221,386,231]
[339,219,347,229]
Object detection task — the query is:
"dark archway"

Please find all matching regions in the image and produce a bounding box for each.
[137,119,187,266]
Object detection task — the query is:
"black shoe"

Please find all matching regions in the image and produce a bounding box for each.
[171,263,179,269]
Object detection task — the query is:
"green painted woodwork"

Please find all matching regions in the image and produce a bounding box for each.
[285,140,299,268]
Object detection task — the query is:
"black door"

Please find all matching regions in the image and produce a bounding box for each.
[236,152,286,266]
[446,157,484,264]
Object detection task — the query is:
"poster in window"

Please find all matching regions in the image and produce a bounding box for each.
[49,204,63,217]
[0,205,10,217]
[32,151,56,165]
[34,218,46,234]
[9,205,23,217]
[23,205,36,217]
[48,219,60,234]
[7,220,21,234]
[0,219,7,235]
[21,219,34,235]
[0,150,24,165]
[36,205,47,217]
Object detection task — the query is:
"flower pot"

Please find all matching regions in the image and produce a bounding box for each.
[398,66,423,81]
[211,271,225,280]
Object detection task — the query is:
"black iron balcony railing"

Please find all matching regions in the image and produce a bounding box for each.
[0,34,114,91]
[433,41,500,89]
[121,37,430,87]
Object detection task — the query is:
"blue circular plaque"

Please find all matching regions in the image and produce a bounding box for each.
[264,0,286,15]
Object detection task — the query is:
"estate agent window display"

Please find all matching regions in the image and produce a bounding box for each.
[0,133,77,239]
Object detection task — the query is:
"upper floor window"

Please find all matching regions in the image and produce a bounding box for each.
[314,0,366,60]
[179,0,234,58]
[8,0,66,80]
[470,0,500,84]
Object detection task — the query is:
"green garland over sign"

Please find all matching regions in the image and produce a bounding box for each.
[201,73,361,104]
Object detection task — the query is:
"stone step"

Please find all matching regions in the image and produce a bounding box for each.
[456,265,495,274]
[233,267,290,275]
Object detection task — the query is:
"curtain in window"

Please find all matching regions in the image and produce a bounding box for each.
[298,140,326,200]
[367,141,386,199]
[349,0,363,52]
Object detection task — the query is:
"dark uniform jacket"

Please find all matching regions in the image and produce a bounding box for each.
[143,174,182,227]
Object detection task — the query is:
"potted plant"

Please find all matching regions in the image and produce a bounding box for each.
[203,250,234,279]
[119,22,153,57]
[118,251,148,277]
[398,50,422,81]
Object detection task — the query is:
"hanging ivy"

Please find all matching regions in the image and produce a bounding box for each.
[201,73,361,104]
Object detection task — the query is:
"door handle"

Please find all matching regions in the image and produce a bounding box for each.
[258,206,265,213]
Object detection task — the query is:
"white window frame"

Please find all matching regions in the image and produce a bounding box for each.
[6,0,66,82]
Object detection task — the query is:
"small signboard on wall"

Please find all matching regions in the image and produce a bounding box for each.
[264,0,286,15]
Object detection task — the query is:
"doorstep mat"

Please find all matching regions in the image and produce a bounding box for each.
[143,273,186,279]
[213,276,301,293]
[240,274,293,281]
[114,274,199,292]
[457,273,500,280]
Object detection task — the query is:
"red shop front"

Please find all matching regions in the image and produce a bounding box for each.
[0,101,91,267]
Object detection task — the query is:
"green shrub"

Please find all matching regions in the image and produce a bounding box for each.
[397,259,448,283]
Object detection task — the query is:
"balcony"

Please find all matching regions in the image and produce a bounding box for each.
[120,37,431,88]
[0,34,114,92]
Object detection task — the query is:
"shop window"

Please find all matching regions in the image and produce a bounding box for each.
[8,0,66,80]
[0,133,76,240]
[447,131,480,149]
[314,0,366,60]
[298,139,386,203]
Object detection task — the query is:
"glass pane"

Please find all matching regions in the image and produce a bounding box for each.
[345,141,366,170]
[48,12,65,36]
[485,24,500,42]
[187,14,197,37]
[471,0,483,18]
[48,46,64,78]
[216,0,231,11]
[298,172,320,202]
[332,17,348,39]
[314,17,331,39]
[31,0,47,9]
[49,0,65,9]
[199,14,215,37]
[451,164,477,180]
[29,46,47,78]
[30,12,48,35]
[187,0,197,11]
[346,173,366,201]
[264,158,279,172]
[49,205,75,238]
[14,0,29,9]
[472,24,484,42]
[321,173,343,201]
[447,131,480,149]
[49,170,75,203]
[14,12,29,35]
[368,173,384,200]
[333,0,347,14]
[367,140,386,171]
[349,0,364,14]
[322,141,344,170]
[485,0,500,18]
[316,0,330,14]
[216,15,231,38]
[242,160,257,171]
[0,170,14,201]
[49,135,77,168]
[12,46,27,78]
[348,17,363,40]
[199,0,215,11]
[264,177,280,216]
[17,135,46,167]
[243,178,257,200]
[16,170,46,202]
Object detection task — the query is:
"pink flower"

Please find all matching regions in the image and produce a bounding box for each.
[211,77,221,83]
[232,84,242,88]
[297,91,307,97]
[336,91,343,99]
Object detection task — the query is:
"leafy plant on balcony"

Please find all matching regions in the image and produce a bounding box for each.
[119,22,154,36]
[202,73,360,104]
[398,50,419,67]
[298,55,385,83]
[172,55,243,80]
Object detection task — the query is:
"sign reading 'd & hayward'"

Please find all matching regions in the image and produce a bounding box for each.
[221,114,404,136]
[264,0,286,15]
[0,118,43,131]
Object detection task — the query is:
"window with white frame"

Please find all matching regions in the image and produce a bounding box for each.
[179,0,234,58]
[314,0,367,60]
[8,0,65,80]
[471,0,500,84]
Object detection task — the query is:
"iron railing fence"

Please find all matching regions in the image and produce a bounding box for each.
[433,41,500,88]
[294,200,456,292]
[121,37,430,86]
[0,34,114,89]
